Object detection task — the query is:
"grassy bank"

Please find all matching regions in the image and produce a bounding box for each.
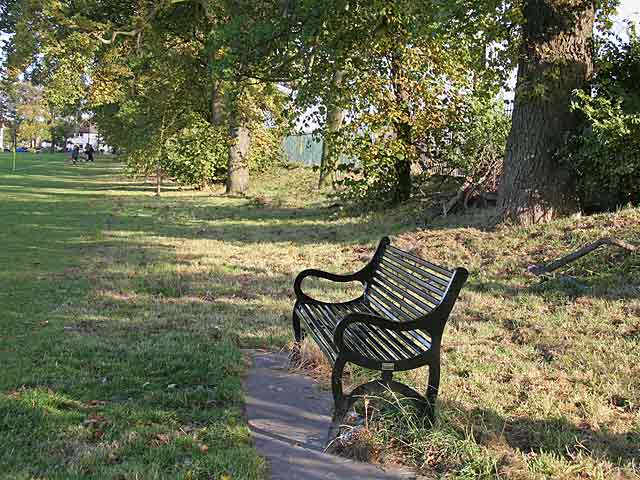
[0,152,638,479]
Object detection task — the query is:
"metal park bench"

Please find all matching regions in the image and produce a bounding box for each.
[292,237,468,427]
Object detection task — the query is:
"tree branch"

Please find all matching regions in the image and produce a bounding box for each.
[91,29,140,45]
[89,2,165,45]
[528,237,639,275]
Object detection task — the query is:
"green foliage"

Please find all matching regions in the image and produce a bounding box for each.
[562,27,640,213]
[333,135,414,207]
[162,115,286,189]
[49,117,76,146]
[436,97,511,181]
[248,123,286,174]
[164,115,227,188]
[595,24,640,113]
[333,94,510,207]
[564,91,640,212]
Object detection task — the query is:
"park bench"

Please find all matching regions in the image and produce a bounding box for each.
[292,237,468,426]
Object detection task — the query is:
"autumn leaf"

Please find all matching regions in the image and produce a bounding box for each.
[153,433,170,446]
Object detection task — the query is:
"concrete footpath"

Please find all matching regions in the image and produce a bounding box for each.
[244,350,422,480]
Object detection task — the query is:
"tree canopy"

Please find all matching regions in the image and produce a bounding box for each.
[1,0,632,221]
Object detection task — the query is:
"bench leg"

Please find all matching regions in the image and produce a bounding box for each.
[290,304,304,365]
[292,303,303,343]
[328,356,348,443]
[331,356,347,405]
[426,360,440,421]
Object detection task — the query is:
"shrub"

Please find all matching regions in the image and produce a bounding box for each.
[163,114,285,188]
[563,91,640,212]
[430,97,510,186]
[164,115,227,188]
[248,123,287,174]
[333,134,415,206]
[333,96,510,207]
[561,28,640,212]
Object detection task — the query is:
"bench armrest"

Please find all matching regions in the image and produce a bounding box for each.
[294,268,369,303]
[333,312,443,353]
[294,238,390,303]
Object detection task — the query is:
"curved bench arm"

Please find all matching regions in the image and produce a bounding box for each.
[294,237,389,303]
[333,312,445,353]
[294,268,369,303]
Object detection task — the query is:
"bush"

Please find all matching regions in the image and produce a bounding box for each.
[563,91,640,212]
[562,28,640,212]
[164,115,227,188]
[163,114,285,188]
[332,96,510,207]
[248,123,287,174]
[333,134,415,206]
[430,97,510,185]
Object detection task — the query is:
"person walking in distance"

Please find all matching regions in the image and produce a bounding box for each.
[71,144,80,165]
[85,143,95,162]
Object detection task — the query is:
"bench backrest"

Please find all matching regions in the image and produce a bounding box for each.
[364,237,467,326]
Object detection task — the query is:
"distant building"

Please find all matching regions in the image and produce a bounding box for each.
[65,122,112,152]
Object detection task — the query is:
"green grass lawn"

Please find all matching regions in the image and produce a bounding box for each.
[1,152,638,479]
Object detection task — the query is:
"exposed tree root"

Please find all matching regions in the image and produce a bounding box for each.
[529,237,638,275]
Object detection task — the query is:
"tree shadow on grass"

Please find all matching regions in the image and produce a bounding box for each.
[445,401,640,470]
[465,273,640,301]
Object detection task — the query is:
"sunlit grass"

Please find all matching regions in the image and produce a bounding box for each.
[1,152,638,479]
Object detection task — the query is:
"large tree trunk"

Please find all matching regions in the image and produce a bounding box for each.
[319,70,345,188]
[211,82,224,126]
[156,111,166,197]
[498,0,594,224]
[226,108,250,194]
[391,52,412,203]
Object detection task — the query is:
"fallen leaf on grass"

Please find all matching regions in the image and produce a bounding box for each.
[153,433,171,446]
[83,415,106,426]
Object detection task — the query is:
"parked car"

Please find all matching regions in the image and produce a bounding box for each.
[16,147,29,153]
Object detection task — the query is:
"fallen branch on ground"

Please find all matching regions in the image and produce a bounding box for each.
[528,237,639,275]
[441,161,498,217]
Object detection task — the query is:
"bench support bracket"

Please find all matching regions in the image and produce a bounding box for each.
[327,364,436,444]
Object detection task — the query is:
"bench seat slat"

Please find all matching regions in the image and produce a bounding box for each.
[298,304,337,362]
[382,251,451,290]
[319,304,391,361]
[351,302,430,355]
[310,304,375,360]
[366,291,413,323]
[377,260,445,303]
[357,301,432,352]
[333,303,415,360]
[386,245,454,278]
[369,279,425,318]
[356,301,432,351]
[373,269,439,314]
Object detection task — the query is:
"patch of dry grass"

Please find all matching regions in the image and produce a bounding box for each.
[1,154,638,479]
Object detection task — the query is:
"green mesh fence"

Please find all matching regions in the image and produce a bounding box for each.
[282,134,323,166]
